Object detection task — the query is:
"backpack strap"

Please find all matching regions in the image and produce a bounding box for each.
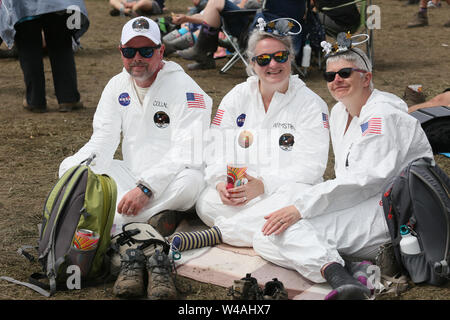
[0,275,50,297]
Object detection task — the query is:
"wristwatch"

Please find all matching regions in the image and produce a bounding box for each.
[137,184,152,198]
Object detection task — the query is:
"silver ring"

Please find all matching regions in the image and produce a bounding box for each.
[279,220,285,224]
[243,196,247,201]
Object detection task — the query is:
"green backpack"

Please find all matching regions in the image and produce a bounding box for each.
[31,156,117,295]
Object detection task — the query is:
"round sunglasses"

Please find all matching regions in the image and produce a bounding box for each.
[120,45,161,59]
[252,50,290,66]
[323,67,367,82]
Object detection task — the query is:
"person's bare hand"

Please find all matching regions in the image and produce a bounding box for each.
[227,173,264,206]
[261,205,301,236]
[117,187,150,216]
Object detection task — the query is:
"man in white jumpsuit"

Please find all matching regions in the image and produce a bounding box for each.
[59,17,212,235]
[171,28,330,251]
[253,47,433,299]
[58,17,212,298]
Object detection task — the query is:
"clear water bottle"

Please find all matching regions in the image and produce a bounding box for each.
[399,225,421,255]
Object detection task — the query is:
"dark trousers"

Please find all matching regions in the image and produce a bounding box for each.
[15,13,80,107]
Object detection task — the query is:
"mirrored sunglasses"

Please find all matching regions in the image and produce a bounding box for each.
[323,67,367,82]
[120,45,161,59]
[252,50,290,66]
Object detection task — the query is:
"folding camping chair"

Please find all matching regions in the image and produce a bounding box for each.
[219,8,260,74]
[320,0,374,66]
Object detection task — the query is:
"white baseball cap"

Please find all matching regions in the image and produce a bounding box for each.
[120,16,161,45]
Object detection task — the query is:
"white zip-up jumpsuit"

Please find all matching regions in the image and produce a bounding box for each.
[196,75,330,246]
[59,61,212,234]
[253,89,433,283]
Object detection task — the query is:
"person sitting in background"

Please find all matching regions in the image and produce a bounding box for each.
[171,0,261,70]
[409,89,450,113]
[110,0,165,17]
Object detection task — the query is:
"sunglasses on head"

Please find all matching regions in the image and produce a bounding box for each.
[252,50,290,66]
[323,67,367,82]
[120,45,161,59]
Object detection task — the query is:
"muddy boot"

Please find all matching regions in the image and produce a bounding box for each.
[147,249,177,300]
[176,23,219,62]
[164,32,195,56]
[444,20,450,28]
[228,273,263,300]
[407,11,429,28]
[403,85,426,106]
[147,210,184,237]
[323,262,371,300]
[262,278,288,300]
[113,248,146,298]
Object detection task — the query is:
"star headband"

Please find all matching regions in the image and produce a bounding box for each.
[255,17,302,36]
[320,32,370,58]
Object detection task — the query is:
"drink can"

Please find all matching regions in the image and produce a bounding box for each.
[73,229,99,250]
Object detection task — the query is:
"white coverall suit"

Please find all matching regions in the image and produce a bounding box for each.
[196,75,330,246]
[59,61,212,234]
[253,89,433,283]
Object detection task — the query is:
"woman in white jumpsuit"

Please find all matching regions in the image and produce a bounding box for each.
[59,17,212,236]
[171,27,330,250]
[252,47,433,299]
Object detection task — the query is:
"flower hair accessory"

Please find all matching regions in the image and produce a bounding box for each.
[255,17,302,36]
[321,32,369,58]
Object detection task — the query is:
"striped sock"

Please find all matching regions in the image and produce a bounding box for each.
[171,226,222,252]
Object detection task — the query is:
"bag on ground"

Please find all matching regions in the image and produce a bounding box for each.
[33,155,117,295]
[381,157,450,285]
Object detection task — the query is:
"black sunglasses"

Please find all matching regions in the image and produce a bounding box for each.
[323,67,367,82]
[252,50,290,66]
[120,45,161,59]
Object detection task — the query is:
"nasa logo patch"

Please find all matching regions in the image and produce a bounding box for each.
[118,92,131,106]
[236,113,246,127]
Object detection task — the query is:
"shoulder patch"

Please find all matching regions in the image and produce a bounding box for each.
[361,117,382,136]
[118,92,131,106]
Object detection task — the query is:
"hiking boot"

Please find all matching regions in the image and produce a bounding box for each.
[262,278,288,300]
[375,242,402,277]
[59,101,84,112]
[407,11,429,28]
[147,249,177,300]
[403,85,426,106]
[147,210,184,237]
[113,248,146,298]
[175,23,219,62]
[228,273,263,300]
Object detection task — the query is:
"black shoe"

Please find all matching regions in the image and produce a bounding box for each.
[23,99,47,113]
[262,278,288,300]
[59,101,84,112]
[228,273,263,300]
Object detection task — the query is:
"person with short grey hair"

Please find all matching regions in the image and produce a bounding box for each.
[252,44,433,300]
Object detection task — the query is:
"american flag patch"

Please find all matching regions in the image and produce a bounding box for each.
[212,109,225,126]
[186,92,206,109]
[361,117,382,136]
[322,113,329,129]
